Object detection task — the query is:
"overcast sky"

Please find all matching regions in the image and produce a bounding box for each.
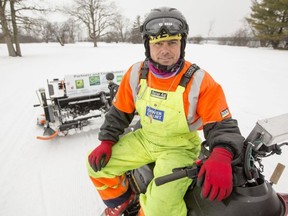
[54,0,253,37]
[117,0,253,37]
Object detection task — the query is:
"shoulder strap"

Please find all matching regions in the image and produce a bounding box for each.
[179,64,200,87]
[139,59,149,79]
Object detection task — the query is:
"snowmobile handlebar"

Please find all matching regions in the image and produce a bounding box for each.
[154,165,199,186]
[155,141,288,187]
[154,155,239,187]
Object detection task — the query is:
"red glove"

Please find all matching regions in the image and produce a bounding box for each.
[197,147,233,201]
[88,140,114,172]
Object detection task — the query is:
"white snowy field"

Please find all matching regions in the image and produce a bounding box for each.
[0,42,288,216]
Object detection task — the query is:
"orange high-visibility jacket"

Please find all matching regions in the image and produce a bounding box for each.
[99,60,244,156]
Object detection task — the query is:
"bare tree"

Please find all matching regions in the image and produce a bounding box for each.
[190,35,204,44]
[37,21,54,43]
[111,13,130,42]
[206,20,215,43]
[0,0,17,56]
[10,0,21,56]
[230,27,252,47]
[0,0,47,56]
[65,0,116,47]
[54,20,77,46]
[36,18,78,46]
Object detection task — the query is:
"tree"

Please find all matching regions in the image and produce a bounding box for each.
[65,0,116,47]
[230,28,252,46]
[39,19,77,46]
[246,0,288,49]
[129,15,142,44]
[37,21,54,43]
[206,20,215,43]
[229,19,253,47]
[101,12,130,43]
[189,35,204,44]
[0,0,17,56]
[110,13,130,42]
[0,0,47,56]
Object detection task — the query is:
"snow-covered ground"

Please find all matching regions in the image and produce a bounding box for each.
[0,42,287,216]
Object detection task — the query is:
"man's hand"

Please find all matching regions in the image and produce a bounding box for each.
[197,147,233,201]
[88,140,114,172]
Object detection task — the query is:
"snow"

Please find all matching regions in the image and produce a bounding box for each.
[0,42,288,216]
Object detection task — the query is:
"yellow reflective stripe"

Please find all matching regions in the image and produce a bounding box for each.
[96,185,108,190]
[96,184,119,191]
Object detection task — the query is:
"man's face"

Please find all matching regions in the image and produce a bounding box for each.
[149,39,181,66]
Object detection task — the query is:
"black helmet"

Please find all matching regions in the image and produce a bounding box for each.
[140,7,189,60]
[141,7,189,38]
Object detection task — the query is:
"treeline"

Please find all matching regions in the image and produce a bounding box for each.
[1,0,287,57]
[190,0,288,49]
[0,0,144,56]
[0,33,262,48]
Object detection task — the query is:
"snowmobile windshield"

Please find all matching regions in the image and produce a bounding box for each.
[143,17,186,36]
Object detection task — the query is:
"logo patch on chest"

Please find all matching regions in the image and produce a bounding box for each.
[150,90,167,100]
[146,106,164,122]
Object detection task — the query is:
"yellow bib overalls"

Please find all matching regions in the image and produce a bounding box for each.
[88,72,201,216]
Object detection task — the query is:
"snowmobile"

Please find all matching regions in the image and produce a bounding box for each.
[34,71,124,140]
[121,113,288,216]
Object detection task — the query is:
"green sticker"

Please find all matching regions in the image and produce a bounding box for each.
[89,75,100,86]
[116,75,123,83]
[75,79,84,89]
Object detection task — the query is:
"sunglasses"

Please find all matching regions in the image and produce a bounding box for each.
[141,17,186,36]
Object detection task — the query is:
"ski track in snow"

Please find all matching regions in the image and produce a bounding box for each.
[0,42,288,216]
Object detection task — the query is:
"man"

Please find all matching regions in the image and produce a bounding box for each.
[87,7,244,216]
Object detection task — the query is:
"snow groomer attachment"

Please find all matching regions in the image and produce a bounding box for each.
[34,71,123,140]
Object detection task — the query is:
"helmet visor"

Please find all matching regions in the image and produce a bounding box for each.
[144,17,186,36]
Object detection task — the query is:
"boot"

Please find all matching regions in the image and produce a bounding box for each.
[104,192,136,216]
